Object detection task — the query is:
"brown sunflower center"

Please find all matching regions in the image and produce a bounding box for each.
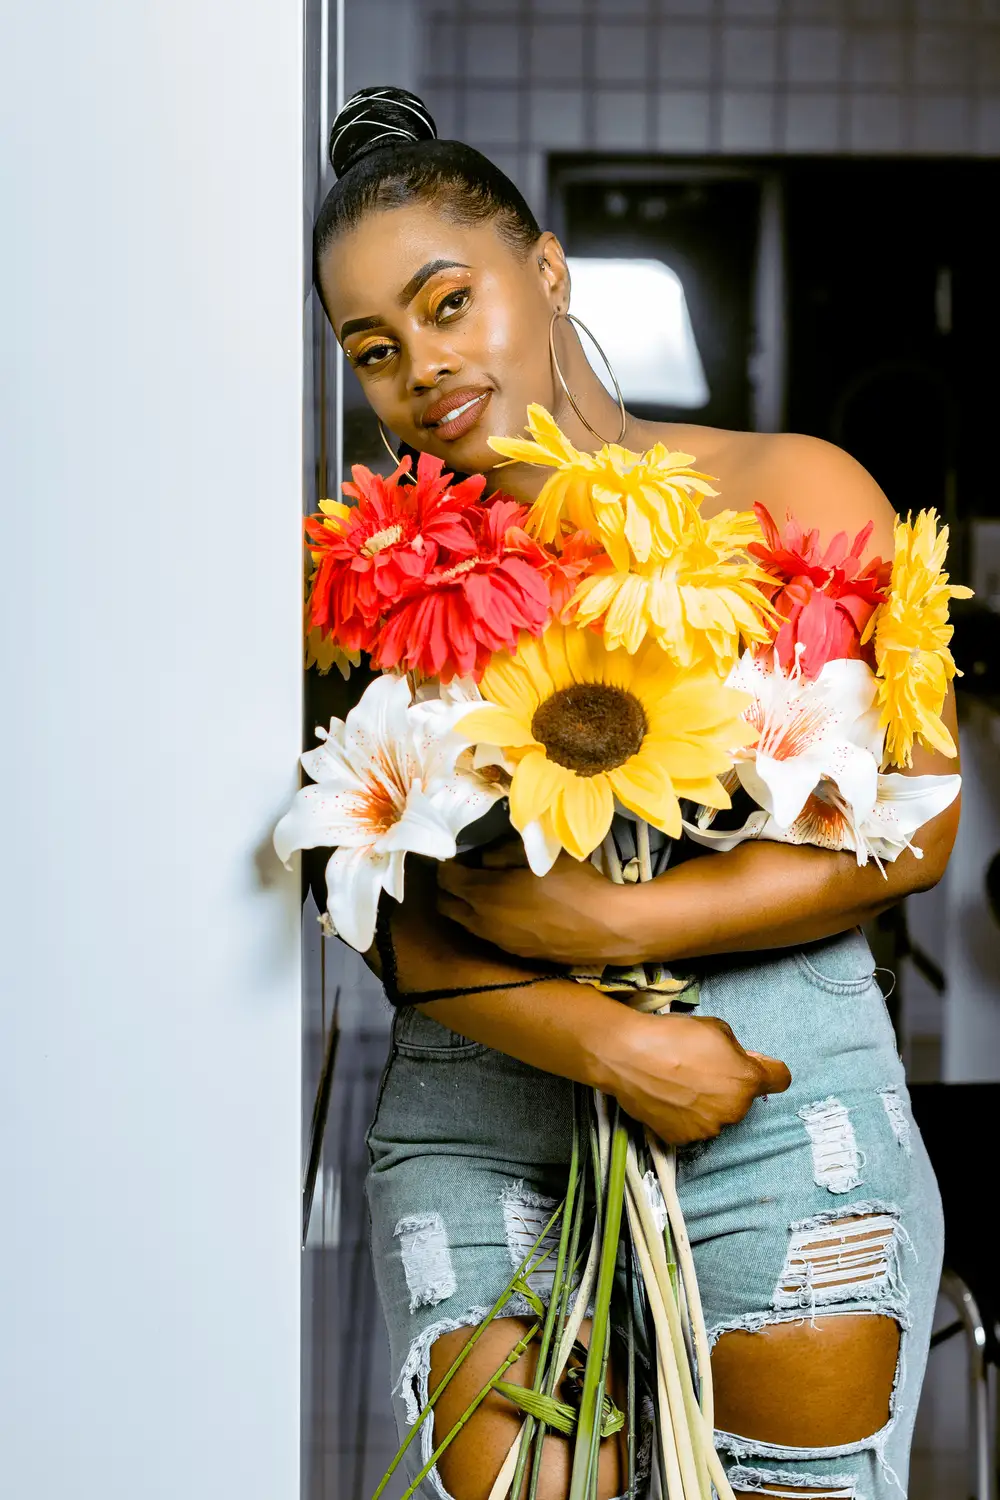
[531,684,647,777]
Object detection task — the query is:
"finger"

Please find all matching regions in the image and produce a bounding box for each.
[748,1052,792,1095]
[435,891,478,930]
[437,861,492,894]
[480,840,528,869]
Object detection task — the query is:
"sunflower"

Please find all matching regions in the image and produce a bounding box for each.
[568,507,776,671]
[863,509,972,767]
[488,404,719,571]
[455,624,753,861]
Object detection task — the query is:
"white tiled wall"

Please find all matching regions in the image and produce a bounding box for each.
[417,0,1000,207]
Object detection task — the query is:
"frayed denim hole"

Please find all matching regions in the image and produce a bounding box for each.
[395,1307,491,1500]
[798,1098,865,1195]
[877,1087,913,1156]
[773,1207,909,1316]
[394,1211,458,1313]
[726,1464,859,1496]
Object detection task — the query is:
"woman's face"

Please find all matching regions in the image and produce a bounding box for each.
[318,203,568,476]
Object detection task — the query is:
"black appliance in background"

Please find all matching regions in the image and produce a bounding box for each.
[550,154,1000,533]
[550,165,767,433]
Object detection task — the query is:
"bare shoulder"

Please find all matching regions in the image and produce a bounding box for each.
[659,423,897,560]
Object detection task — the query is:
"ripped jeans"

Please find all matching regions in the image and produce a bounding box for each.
[366,927,943,1498]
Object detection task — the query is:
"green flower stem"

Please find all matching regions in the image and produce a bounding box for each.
[546,1174,602,1436]
[521,1103,591,1500]
[509,1098,582,1500]
[568,1103,629,1500]
[626,1176,708,1500]
[398,1322,541,1500]
[371,1202,564,1500]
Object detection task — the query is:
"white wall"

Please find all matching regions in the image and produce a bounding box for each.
[0,3,303,1496]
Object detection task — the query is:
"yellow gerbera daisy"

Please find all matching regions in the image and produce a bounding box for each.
[569,507,776,671]
[455,624,753,860]
[488,404,719,571]
[863,509,972,767]
[304,623,357,678]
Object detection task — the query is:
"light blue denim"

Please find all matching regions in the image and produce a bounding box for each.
[366,926,943,1499]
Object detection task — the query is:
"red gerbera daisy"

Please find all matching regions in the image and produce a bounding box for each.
[304,453,485,651]
[371,495,554,682]
[750,502,891,677]
[503,523,604,617]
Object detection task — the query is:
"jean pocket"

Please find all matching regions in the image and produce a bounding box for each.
[393,1004,487,1058]
[794,927,877,994]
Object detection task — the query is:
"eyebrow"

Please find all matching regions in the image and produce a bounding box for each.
[339,313,384,343]
[339,260,471,345]
[398,258,470,306]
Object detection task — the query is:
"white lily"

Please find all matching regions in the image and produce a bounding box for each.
[684,770,960,870]
[273,673,504,951]
[727,652,884,831]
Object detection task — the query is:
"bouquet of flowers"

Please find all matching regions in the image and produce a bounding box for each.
[277,406,969,1500]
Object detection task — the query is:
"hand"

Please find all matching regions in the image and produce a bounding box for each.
[600,1011,791,1145]
[436,851,639,965]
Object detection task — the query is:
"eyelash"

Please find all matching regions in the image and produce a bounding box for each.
[351,287,472,370]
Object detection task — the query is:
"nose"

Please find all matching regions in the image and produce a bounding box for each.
[404,335,459,396]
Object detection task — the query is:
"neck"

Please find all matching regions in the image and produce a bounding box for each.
[485,318,640,502]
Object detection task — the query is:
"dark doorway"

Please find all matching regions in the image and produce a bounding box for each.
[552,164,767,433]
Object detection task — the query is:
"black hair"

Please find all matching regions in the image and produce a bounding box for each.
[313,86,542,292]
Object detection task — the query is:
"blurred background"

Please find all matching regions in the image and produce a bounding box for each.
[302,3,1000,1496]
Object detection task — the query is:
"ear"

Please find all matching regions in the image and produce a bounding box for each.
[535,232,570,314]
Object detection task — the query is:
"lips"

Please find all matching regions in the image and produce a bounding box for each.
[421,385,493,442]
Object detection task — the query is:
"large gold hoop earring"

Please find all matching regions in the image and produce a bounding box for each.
[377,417,416,480]
[549,310,627,444]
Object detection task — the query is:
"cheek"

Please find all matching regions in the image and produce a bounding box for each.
[480,294,554,422]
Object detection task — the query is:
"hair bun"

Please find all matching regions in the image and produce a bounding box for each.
[329,86,437,178]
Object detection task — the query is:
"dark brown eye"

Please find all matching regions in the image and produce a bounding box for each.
[355,340,396,368]
[436,288,470,321]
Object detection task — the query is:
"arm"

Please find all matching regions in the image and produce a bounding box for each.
[377,858,790,1144]
[436,689,960,967]
[436,438,963,965]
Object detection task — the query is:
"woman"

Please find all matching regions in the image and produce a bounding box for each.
[314,87,954,1500]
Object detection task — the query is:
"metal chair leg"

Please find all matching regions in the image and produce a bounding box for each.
[940,1269,995,1500]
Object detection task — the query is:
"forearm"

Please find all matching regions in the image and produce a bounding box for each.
[375,862,630,1088]
[621,791,959,964]
[374,862,793,1143]
[622,840,904,964]
[419,974,627,1092]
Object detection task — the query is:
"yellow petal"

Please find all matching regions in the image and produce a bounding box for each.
[481,652,539,714]
[486,435,559,467]
[456,706,538,749]
[603,576,651,654]
[318,498,352,527]
[674,776,732,811]
[642,735,734,780]
[527,404,588,461]
[607,760,681,838]
[509,751,575,831]
[553,773,615,860]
